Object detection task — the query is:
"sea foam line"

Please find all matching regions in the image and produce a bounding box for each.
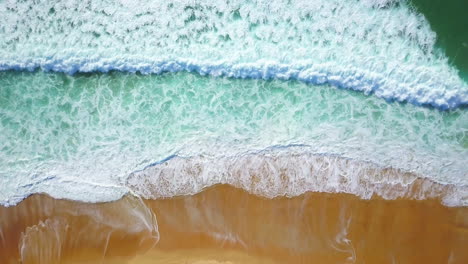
[126,147,468,207]
[1,58,467,110]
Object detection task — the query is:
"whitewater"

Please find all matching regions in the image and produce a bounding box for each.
[0,0,467,207]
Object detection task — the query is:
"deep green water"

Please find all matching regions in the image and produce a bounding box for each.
[410,0,468,80]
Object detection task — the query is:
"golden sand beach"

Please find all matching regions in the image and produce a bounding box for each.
[1,185,467,264]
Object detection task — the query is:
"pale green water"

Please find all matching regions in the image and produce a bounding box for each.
[0,71,466,205]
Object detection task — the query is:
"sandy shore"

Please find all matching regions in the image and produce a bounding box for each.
[1,185,467,264]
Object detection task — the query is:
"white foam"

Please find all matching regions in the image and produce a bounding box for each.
[0,174,128,207]
[126,148,468,207]
[0,71,466,207]
[0,0,467,109]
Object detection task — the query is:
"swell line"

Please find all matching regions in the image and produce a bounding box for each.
[1,58,467,110]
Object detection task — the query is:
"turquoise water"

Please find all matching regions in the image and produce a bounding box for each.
[0,0,467,206]
[1,71,466,205]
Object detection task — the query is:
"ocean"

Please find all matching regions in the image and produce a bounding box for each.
[0,0,467,263]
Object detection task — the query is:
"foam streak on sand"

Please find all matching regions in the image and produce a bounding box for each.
[1,186,468,263]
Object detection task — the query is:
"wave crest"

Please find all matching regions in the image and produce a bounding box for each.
[126,150,468,206]
[1,0,467,109]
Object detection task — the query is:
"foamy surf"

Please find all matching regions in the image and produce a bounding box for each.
[0,0,467,109]
[126,149,468,207]
[0,71,467,207]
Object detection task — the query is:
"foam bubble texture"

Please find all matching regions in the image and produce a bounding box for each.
[0,71,466,206]
[126,150,468,207]
[0,0,467,109]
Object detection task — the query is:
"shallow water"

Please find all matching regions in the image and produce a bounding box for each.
[1,71,467,207]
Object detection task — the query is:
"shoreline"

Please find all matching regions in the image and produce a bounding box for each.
[2,185,467,263]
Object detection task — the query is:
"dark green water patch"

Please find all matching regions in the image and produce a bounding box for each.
[409,0,468,81]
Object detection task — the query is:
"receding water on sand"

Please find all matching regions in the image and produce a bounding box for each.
[1,185,468,264]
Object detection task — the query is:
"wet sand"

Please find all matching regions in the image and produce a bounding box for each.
[1,184,467,264]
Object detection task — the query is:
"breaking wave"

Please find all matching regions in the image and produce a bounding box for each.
[1,70,467,207]
[127,149,468,207]
[0,0,467,109]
